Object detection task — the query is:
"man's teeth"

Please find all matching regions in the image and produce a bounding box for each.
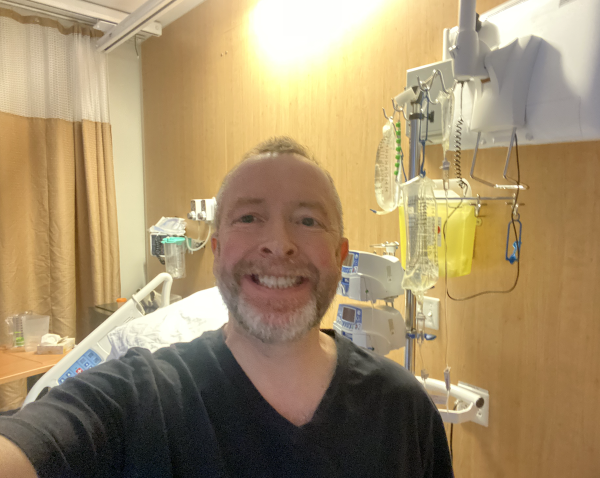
[254,275,302,289]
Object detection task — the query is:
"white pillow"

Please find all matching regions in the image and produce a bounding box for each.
[106,287,229,360]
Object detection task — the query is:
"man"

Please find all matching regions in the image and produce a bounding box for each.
[0,137,453,477]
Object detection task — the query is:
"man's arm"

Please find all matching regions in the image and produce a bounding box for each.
[0,436,37,478]
[0,346,196,476]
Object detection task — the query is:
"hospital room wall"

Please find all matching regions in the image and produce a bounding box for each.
[141,0,600,476]
[107,40,148,299]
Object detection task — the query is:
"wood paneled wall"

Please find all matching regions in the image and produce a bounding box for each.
[141,0,600,476]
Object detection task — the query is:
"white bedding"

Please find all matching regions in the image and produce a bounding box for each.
[106,287,229,360]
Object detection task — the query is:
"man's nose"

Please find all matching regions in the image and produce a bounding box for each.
[260,220,298,257]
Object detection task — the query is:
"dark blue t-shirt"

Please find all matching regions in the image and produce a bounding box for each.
[0,328,453,477]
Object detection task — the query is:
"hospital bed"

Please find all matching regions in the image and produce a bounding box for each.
[23,273,229,407]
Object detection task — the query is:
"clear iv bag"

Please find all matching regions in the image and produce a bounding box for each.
[438,89,454,158]
[401,175,439,296]
[374,118,400,212]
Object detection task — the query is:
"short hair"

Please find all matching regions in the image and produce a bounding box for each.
[214,136,344,236]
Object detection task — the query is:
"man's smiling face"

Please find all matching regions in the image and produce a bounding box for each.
[212,153,348,343]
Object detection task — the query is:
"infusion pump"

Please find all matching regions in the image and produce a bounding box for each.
[333,304,406,356]
[338,250,404,301]
[335,250,406,355]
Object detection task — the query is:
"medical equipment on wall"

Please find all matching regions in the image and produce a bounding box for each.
[416,377,489,426]
[387,0,576,375]
[23,273,174,407]
[399,180,477,278]
[399,176,439,298]
[150,197,216,271]
[333,304,406,356]
[188,198,216,223]
[372,0,600,426]
[337,250,404,301]
[376,0,600,426]
[374,117,401,212]
[444,0,600,150]
[335,250,407,355]
[162,237,186,279]
[186,197,216,252]
[149,217,186,264]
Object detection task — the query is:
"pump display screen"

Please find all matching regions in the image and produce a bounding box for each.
[343,253,355,267]
[342,307,356,323]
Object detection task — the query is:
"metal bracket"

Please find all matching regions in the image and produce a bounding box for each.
[505,197,525,218]
[470,128,529,190]
[458,381,490,427]
[473,194,484,217]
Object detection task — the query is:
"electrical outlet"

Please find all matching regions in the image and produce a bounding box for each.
[423,297,440,330]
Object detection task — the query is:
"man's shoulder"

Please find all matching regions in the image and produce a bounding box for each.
[336,334,429,400]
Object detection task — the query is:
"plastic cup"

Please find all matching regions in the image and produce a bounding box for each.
[22,314,50,352]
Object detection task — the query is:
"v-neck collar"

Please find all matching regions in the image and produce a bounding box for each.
[214,327,347,432]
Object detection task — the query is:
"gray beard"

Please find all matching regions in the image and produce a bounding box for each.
[215,259,338,344]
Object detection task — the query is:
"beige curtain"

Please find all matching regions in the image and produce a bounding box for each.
[0,8,120,409]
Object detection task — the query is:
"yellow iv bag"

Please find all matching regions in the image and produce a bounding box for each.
[399,198,476,278]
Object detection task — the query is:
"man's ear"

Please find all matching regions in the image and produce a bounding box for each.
[211,235,219,256]
[338,238,349,267]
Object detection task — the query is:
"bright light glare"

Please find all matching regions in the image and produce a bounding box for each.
[251,0,385,64]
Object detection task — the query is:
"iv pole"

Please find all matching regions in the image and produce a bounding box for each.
[404,97,424,373]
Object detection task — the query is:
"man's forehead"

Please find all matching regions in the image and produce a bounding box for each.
[233,152,320,176]
[220,153,335,213]
[226,154,330,193]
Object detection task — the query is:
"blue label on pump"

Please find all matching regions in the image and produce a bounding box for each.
[58,349,103,384]
[339,277,350,294]
[335,305,363,331]
[342,251,360,274]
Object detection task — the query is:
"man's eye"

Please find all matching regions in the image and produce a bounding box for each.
[301,217,317,227]
[239,215,255,223]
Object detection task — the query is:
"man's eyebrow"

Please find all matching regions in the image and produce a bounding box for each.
[297,201,329,217]
[230,198,265,209]
[224,198,264,220]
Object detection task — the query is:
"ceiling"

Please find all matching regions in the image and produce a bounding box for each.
[1,0,207,28]
[81,0,207,26]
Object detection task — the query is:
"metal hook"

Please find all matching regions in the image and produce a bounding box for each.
[470,129,529,190]
[414,70,457,105]
[506,217,522,264]
[416,75,431,92]
[392,98,410,121]
[511,203,522,221]
[505,197,524,220]
[474,194,482,217]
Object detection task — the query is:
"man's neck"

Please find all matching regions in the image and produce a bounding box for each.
[223,318,338,426]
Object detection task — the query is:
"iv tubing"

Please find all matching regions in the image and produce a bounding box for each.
[404,100,422,374]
